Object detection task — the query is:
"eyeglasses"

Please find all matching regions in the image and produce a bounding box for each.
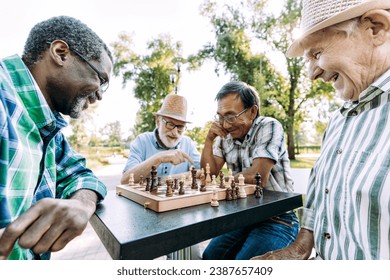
[214,108,248,125]
[71,48,109,93]
[161,118,186,132]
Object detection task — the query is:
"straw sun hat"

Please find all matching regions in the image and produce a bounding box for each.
[154,94,190,123]
[287,0,390,57]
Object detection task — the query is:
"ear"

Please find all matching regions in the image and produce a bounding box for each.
[360,9,390,46]
[250,105,259,119]
[48,40,71,66]
[155,115,160,126]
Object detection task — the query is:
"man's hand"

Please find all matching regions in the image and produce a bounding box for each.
[156,150,194,166]
[206,121,229,141]
[0,196,93,260]
[250,228,314,260]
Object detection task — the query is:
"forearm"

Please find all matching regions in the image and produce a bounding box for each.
[201,138,219,175]
[70,189,98,219]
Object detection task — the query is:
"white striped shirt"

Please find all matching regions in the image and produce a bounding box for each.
[299,69,390,259]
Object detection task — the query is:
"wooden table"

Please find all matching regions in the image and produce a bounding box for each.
[90,190,303,260]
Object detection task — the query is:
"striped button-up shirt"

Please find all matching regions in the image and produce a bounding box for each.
[213,116,294,192]
[299,69,390,259]
[0,55,107,260]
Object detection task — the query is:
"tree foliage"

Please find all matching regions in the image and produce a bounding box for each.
[188,0,334,159]
[111,32,183,136]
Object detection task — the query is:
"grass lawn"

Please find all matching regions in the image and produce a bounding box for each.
[290,154,319,169]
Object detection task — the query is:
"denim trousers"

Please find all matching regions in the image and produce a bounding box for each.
[202,211,299,260]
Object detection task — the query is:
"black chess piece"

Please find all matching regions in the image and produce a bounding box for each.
[150,165,158,192]
[254,172,263,198]
[179,180,185,195]
[219,171,225,189]
[145,177,150,191]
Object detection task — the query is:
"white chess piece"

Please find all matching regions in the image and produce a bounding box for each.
[211,174,217,186]
[238,174,247,198]
[205,163,212,185]
[211,188,219,207]
[128,173,135,186]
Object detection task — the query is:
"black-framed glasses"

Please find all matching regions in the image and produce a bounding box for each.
[161,118,186,132]
[71,48,109,93]
[214,108,248,125]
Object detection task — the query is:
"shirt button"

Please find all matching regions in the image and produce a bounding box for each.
[336,149,343,154]
[324,233,331,239]
[165,166,168,169]
[325,188,329,194]
[165,171,167,174]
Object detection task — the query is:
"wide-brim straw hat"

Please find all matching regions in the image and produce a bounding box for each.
[154,94,191,123]
[287,0,390,57]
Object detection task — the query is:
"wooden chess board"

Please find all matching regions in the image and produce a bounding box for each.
[116,183,256,212]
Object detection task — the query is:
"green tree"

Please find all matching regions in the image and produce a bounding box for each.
[112,32,183,136]
[100,121,122,147]
[189,0,334,159]
[185,121,212,151]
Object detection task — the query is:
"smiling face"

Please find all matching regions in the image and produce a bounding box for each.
[301,20,374,101]
[46,48,112,119]
[217,93,256,141]
[156,116,186,148]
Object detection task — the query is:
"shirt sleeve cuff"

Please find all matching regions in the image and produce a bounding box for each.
[297,207,315,231]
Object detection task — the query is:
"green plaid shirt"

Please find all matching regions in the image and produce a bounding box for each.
[0,55,107,260]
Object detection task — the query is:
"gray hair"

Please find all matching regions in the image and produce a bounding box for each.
[22,16,113,67]
[215,81,260,117]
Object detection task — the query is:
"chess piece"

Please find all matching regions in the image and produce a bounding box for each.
[150,165,158,192]
[145,177,151,191]
[165,178,173,197]
[238,174,247,198]
[219,170,225,189]
[231,180,237,200]
[226,186,233,201]
[128,173,135,186]
[139,175,144,187]
[211,174,217,186]
[205,163,212,185]
[254,172,263,198]
[174,178,178,190]
[179,180,185,195]
[191,166,198,189]
[211,188,219,207]
[200,172,206,192]
[227,169,233,185]
[157,176,162,187]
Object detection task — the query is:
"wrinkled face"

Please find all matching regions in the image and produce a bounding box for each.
[157,116,186,148]
[301,22,373,101]
[47,50,112,118]
[217,93,255,141]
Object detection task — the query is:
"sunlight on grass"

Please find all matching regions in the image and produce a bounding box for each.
[290,154,319,169]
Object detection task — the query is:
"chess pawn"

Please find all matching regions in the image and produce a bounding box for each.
[128,173,135,186]
[179,180,185,195]
[211,175,217,186]
[210,188,219,207]
[238,174,247,198]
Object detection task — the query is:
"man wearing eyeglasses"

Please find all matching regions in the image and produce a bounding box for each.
[201,81,299,260]
[121,94,200,185]
[0,16,112,260]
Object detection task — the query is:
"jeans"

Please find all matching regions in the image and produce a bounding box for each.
[202,211,299,260]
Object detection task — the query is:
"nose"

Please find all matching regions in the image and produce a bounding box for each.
[307,60,323,81]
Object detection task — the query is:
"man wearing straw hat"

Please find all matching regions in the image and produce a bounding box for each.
[252,0,390,260]
[121,94,200,184]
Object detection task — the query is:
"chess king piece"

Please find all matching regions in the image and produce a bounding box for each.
[211,188,219,207]
[254,172,263,198]
[238,174,247,198]
[150,165,158,192]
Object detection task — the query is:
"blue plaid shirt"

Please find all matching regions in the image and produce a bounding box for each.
[0,55,107,260]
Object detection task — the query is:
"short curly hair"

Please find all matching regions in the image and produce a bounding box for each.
[22,15,113,67]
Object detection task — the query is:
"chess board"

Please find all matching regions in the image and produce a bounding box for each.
[116,183,256,212]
